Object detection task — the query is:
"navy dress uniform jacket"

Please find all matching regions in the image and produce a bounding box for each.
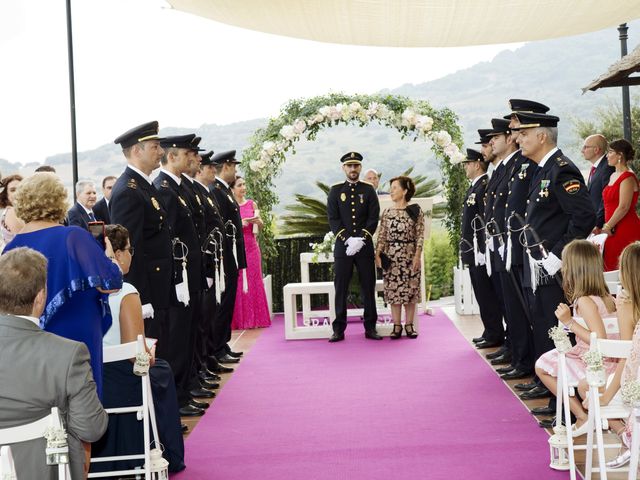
[210,179,247,270]
[110,167,173,308]
[193,180,225,279]
[523,149,596,286]
[460,174,489,266]
[153,171,203,295]
[327,180,380,258]
[587,157,615,229]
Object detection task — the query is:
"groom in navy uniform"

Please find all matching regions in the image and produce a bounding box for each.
[327,152,381,342]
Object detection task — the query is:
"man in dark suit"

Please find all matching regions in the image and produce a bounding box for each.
[67,180,98,230]
[110,121,174,359]
[210,150,247,362]
[582,134,614,231]
[0,247,107,479]
[460,148,505,351]
[92,176,117,224]
[327,151,381,342]
[516,112,595,401]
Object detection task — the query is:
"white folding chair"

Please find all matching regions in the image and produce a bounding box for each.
[603,270,621,296]
[88,335,161,479]
[579,332,633,480]
[0,407,71,479]
[0,446,17,480]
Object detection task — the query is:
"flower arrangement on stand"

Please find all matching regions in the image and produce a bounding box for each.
[309,231,335,263]
[582,350,606,387]
[241,93,465,260]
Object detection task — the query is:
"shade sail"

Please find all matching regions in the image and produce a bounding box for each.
[167,0,640,47]
[583,42,640,91]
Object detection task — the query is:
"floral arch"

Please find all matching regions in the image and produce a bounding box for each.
[240,92,467,259]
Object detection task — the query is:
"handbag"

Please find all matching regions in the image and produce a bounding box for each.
[379,252,392,270]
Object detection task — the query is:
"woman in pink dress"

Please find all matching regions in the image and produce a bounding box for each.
[602,139,640,271]
[230,175,271,329]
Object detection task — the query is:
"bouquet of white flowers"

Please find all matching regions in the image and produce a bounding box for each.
[310,232,335,263]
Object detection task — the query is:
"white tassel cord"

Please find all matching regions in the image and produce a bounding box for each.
[473,231,479,267]
[505,231,512,272]
[214,260,221,304]
[485,237,492,277]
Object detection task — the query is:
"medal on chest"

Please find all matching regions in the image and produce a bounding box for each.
[518,163,529,180]
[538,179,550,198]
[359,193,364,204]
[340,193,346,202]
[466,193,476,206]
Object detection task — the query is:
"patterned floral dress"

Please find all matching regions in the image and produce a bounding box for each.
[376,207,425,304]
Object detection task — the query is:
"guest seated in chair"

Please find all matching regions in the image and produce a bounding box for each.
[91,225,185,473]
[577,241,640,468]
[534,240,618,436]
[0,247,108,479]
[375,176,424,339]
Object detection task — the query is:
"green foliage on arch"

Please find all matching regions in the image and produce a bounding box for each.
[240,92,467,259]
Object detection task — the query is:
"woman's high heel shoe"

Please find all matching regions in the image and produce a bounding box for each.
[405,324,418,339]
[390,324,403,339]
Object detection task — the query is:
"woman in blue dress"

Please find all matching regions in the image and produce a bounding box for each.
[3,173,122,399]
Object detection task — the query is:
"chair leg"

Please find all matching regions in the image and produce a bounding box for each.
[629,412,640,480]
[560,356,577,480]
[585,389,595,480]
[592,390,608,480]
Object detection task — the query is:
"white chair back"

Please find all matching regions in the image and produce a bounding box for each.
[0,407,71,479]
[0,446,17,480]
[88,335,160,480]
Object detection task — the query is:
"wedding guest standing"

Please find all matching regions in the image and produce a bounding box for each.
[67,180,98,230]
[93,175,117,224]
[601,139,640,271]
[230,175,271,329]
[0,174,24,248]
[327,151,381,342]
[582,134,614,231]
[375,176,424,339]
[3,173,123,399]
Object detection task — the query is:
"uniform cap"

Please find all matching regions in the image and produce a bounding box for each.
[462,148,485,163]
[511,112,560,130]
[159,134,197,150]
[474,128,493,145]
[340,151,363,165]
[503,99,550,119]
[114,121,164,149]
[212,150,239,165]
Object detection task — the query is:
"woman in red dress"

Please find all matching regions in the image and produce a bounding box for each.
[602,139,640,271]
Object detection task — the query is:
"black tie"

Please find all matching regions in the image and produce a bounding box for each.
[88,211,96,222]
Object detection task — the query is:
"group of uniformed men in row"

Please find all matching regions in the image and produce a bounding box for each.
[460,99,596,424]
[109,121,247,420]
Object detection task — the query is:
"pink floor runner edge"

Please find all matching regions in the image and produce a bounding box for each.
[173,309,568,479]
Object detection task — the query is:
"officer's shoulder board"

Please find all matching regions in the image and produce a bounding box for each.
[160,179,170,188]
[480,176,488,186]
[555,156,569,168]
[127,178,137,190]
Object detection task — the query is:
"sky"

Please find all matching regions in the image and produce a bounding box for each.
[0,0,523,164]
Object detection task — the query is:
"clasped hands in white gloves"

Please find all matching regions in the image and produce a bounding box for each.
[141,303,155,319]
[345,237,365,256]
[541,252,562,276]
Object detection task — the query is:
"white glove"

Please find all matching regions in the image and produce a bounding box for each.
[351,237,365,253]
[206,277,214,289]
[498,244,505,259]
[175,281,190,306]
[474,251,485,266]
[141,303,155,319]
[542,252,562,276]
[345,237,364,256]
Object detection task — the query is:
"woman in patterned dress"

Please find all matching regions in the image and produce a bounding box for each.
[375,176,424,339]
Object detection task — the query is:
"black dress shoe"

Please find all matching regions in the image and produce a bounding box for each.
[200,380,220,390]
[328,333,345,343]
[472,336,485,344]
[227,350,244,358]
[495,365,516,374]
[217,354,240,364]
[181,423,189,433]
[538,417,555,429]
[179,405,205,417]
[514,381,537,391]
[364,330,383,340]
[200,371,222,382]
[490,354,512,365]
[531,406,556,416]
[476,340,503,349]
[519,386,552,400]
[500,368,532,380]
[190,388,215,399]
[486,347,508,360]
[190,399,209,409]
[207,357,234,373]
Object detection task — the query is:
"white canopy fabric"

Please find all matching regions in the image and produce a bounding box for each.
[167,0,640,47]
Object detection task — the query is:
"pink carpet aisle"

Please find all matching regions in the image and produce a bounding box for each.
[173,309,568,480]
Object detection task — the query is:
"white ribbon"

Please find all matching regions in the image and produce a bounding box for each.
[242,269,249,294]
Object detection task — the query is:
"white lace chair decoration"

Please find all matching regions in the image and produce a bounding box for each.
[0,407,71,479]
[88,335,166,479]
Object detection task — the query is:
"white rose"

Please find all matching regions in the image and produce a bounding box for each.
[365,102,380,117]
[318,106,332,118]
[434,130,452,147]
[416,115,434,132]
[262,141,277,156]
[401,108,417,127]
[324,231,334,242]
[280,125,296,141]
[451,150,466,164]
[293,119,306,135]
[328,106,341,121]
[249,160,261,171]
[349,101,362,113]
[375,104,391,120]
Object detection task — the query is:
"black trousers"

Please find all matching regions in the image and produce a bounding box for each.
[201,285,218,365]
[525,282,566,361]
[166,303,194,407]
[144,308,170,360]
[499,267,535,372]
[212,266,238,358]
[333,254,378,334]
[468,264,504,343]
